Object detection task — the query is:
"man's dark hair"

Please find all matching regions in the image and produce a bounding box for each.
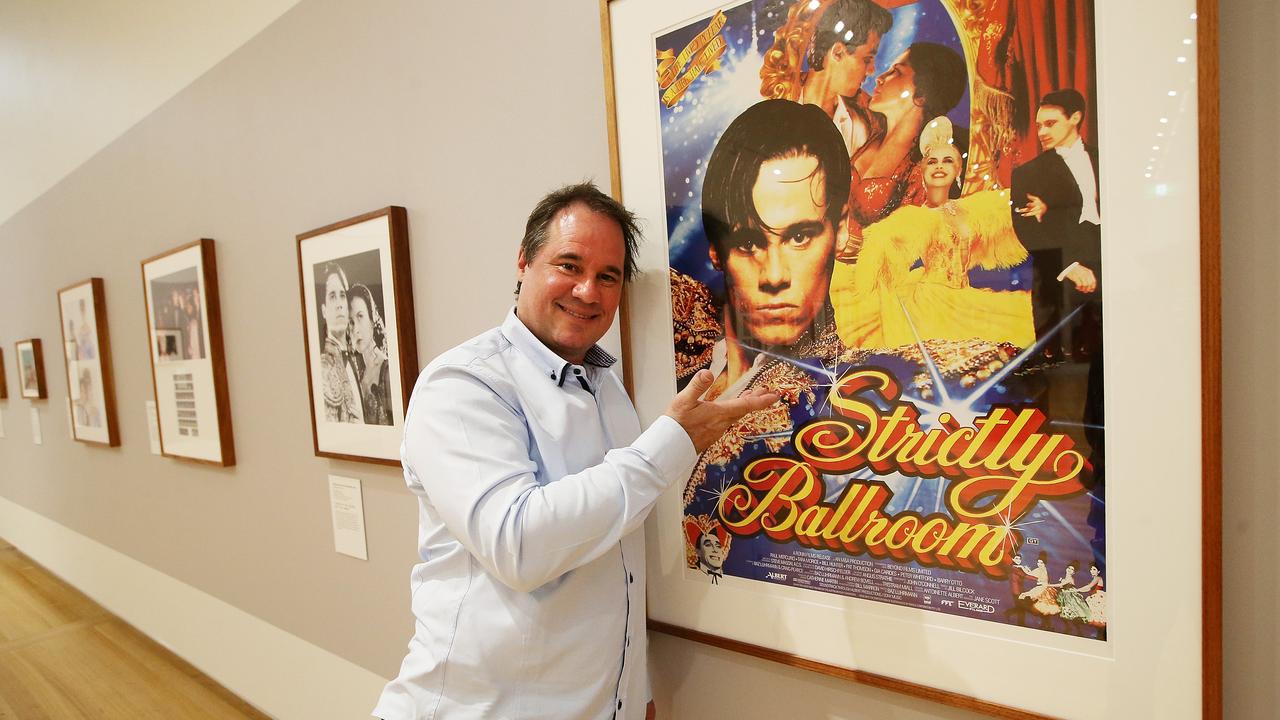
[516,182,641,295]
[808,0,893,72]
[702,99,851,257]
[1039,88,1087,122]
[905,41,967,121]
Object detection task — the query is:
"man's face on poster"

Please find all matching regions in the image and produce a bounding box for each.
[1035,105,1081,151]
[697,533,725,571]
[828,29,883,97]
[709,154,837,350]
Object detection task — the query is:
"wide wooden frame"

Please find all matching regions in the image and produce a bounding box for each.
[295,206,418,466]
[14,339,47,400]
[56,278,121,447]
[140,239,235,466]
[601,1,1221,718]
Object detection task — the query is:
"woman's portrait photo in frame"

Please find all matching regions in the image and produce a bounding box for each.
[296,206,417,466]
[141,239,235,466]
[57,278,120,447]
[15,338,47,400]
[602,0,1220,717]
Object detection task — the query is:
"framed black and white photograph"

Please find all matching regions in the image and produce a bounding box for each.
[297,206,417,466]
[15,339,46,400]
[57,278,120,446]
[141,239,235,466]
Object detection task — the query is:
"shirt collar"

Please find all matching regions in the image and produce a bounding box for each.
[501,308,617,387]
[1055,137,1086,157]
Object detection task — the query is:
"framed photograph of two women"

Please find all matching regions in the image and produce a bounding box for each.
[57,278,120,446]
[602,0,1220,718]
[296,206,417,466]
[141,239,235,466]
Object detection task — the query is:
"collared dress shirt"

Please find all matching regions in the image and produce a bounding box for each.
[1055,138,1101,226]
[373,309,697,720]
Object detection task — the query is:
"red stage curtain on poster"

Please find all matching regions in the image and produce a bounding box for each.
[996,0,1098,165]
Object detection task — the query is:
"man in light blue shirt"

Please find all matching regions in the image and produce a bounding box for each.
[373,183,776,720]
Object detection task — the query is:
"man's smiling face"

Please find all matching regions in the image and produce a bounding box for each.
[515,202,625,364]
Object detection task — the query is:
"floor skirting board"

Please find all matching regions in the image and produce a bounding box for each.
[0,495,388,719]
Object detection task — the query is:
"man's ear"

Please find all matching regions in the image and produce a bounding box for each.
[707,244,722,271]
[1069,110,1084,128]
[516,248,529,276]
[827,42,847,65]
[913,93,927,108]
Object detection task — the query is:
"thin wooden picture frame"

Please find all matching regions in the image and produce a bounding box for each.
[56,278,121,447]
[0,347,8,400]
[140,238,235,466]
[14,339,47,400]
[600,0,1221,718]
[296,206,418,466]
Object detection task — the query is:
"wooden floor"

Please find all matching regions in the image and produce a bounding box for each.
[0,539,268,720]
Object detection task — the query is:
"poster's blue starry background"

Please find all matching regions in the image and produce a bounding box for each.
[655,0,967,303]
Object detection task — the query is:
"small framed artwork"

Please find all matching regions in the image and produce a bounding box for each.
[296,206,417,466]
[0,347,8,399]
[57,278,120,446]
[141,239,235,466]
[15,339,47,399]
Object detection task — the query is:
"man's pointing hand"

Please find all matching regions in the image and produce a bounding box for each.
[664,369,780,453]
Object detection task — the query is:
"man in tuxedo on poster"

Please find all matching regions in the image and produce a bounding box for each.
[1011,88,1106,556]
[1011,88,1102,300]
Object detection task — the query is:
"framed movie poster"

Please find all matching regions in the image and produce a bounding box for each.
[57,278,120,446]
[15,339,47,400]
[296,206,417,466]
[602,1,1220,718]
[141,239,235,466]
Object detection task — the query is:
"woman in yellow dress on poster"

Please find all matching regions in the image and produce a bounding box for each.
[831,117,1035,350]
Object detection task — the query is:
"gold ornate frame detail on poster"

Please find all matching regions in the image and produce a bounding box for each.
[601,0,1220,717]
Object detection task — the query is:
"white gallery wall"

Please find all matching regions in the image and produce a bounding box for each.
[0,0,1272,718]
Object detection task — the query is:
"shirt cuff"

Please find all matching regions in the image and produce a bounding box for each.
[1056,261,1080,282]
[633,414,698,482]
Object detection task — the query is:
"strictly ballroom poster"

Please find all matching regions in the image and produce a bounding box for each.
[661,0,1107,638]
